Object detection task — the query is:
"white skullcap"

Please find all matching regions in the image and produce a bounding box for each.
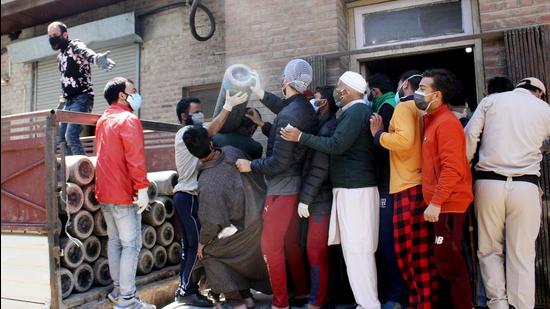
[339,71,367,94]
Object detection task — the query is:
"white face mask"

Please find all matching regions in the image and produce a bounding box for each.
[191,112,205,125]
[309,99,320,112]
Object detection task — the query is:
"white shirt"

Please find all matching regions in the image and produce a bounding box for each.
[173,126,200,194]
[465,88,550,177]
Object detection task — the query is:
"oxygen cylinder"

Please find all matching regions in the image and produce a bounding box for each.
[212,64,256,133]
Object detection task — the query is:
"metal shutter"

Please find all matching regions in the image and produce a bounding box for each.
[35,44,139,114]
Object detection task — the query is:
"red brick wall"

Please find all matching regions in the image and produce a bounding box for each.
[479,0,550,80]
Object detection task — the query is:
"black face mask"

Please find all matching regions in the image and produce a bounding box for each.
[49,36,68,51]
[186,114,194,125]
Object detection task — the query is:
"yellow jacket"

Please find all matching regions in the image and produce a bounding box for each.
[376,100,423,194]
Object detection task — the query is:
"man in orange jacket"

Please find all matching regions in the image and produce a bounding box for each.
[416,69,473,309]
[95,77,155,309]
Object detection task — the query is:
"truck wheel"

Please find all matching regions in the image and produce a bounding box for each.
[72,263,94,292]
[61,237,85,269]
[137,248,154,275]
[60,267,74,299]
[93,210,108,237]
[167,242,182,265]
[142,201,166,227]
[93,257,112,286]
[156,222,174,246]
[83,235,101,263]
[141,224,157,249]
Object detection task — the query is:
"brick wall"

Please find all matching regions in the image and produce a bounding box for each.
[223,0,346,144]
[139,0,225,123]
[479,0,550,80]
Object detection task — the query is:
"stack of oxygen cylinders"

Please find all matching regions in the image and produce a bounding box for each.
[57,155,181,299]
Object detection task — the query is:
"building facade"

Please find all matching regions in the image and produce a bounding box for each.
[1,0,549,305]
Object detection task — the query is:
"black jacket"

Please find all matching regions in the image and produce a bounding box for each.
[299,113,337,215]
[251,92,317,181]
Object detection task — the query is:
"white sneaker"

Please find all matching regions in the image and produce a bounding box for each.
[114,297,156,309]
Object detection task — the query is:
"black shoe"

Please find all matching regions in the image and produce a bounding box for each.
[175,292,213,307]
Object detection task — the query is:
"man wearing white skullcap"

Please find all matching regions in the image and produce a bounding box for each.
[281,71,381,309]
[235,59,318,309]
[465,76,550,309]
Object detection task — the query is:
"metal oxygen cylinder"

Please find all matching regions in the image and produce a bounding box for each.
[212,64,255,133]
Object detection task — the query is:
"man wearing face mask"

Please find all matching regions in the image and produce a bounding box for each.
[235,59,317,309]
[465,77,550,309]
[172,91,248,306]
[95,77,154,309]
[369,70,435,308]
[280,71,380,309]
[47,21,115,155]
[416,69,473,309]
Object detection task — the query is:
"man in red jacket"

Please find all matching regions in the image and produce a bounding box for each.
[416,69,473,309]
[95,77,155,309]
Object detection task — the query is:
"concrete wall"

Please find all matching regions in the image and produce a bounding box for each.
[479,0,550,79]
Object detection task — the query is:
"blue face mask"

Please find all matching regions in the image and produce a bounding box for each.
[126,93,142,111]
[394,92,401,104]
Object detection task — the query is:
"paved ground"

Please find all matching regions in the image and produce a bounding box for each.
[162,291,355,309]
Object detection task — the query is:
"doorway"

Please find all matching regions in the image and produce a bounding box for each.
[361,46,478,109]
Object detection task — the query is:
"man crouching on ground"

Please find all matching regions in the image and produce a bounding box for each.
[183,125,271,308]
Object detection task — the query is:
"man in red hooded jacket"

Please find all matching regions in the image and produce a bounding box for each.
[95,77,155,309]
[416,69,473,309]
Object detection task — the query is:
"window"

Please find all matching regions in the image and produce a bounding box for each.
[354,0,473,49]
[181,83,222,120]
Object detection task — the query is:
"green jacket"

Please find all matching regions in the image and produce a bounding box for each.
[299,101,377,188]
[373,91,397,113]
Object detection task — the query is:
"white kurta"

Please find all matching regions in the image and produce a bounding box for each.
[329,186,381,309]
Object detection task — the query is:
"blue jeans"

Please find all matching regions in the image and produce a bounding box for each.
[101,204,142,303]
[58,93,93,155]
[173,192,200,295]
